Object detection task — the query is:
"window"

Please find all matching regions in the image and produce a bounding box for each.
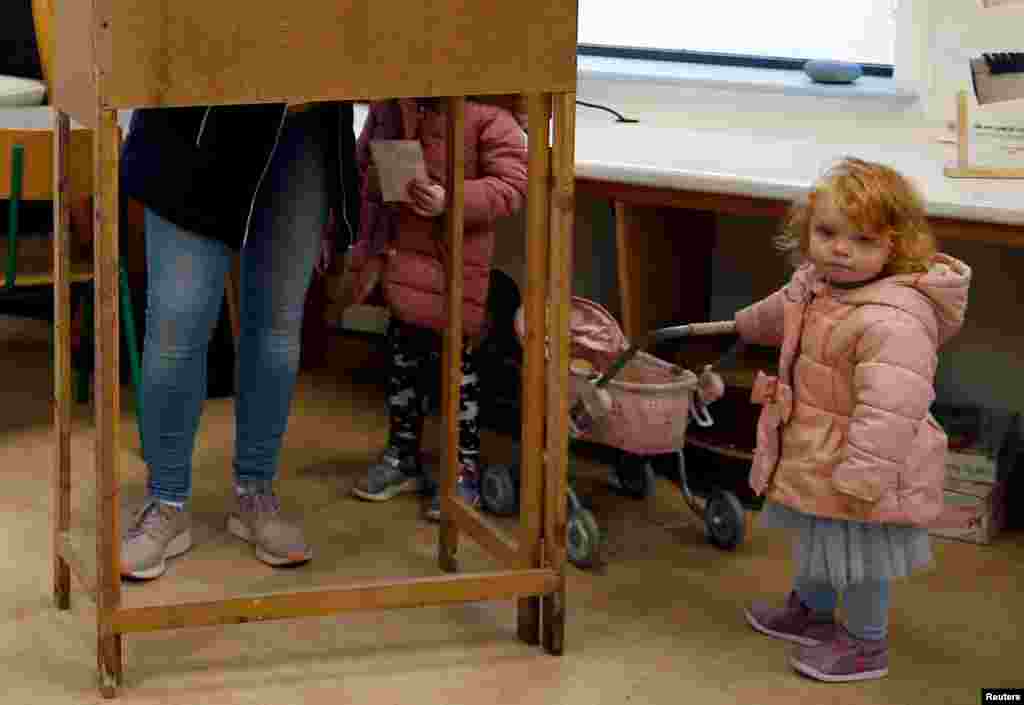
[578,0,897,76]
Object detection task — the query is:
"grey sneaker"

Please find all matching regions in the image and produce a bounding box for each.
[425,473,480,523]
[790,624,889,682]
[351,448,426,502]
[744,590,838,647]
[227,486,313,567]
[120,499,192,580]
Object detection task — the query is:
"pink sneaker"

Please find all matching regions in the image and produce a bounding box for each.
[790,624,889,682]
[744,591,837,647]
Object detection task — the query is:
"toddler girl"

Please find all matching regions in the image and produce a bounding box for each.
[735,157,970,681]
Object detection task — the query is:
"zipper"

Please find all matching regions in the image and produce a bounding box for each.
[242,105,289,249]
[195,107,212,147]
[334,108,355,248]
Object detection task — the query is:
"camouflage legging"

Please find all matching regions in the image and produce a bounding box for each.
[387,318,480,477]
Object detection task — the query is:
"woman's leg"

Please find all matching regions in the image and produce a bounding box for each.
[120,208,231,580]
[233,109,328,489]
[226,108,328,565]
[142,210,233,504]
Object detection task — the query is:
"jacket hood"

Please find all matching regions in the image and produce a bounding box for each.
[838,253,971,345]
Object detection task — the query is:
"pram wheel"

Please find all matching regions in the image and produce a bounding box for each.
[608,451,655,499]
[705,489,746,550]
[480,461,520,517]
[566,505,601,569]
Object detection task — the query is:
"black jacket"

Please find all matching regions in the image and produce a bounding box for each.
[120,102,359,251]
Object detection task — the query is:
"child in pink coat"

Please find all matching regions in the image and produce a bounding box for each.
[346,97,528,521]
[735,157,971,682]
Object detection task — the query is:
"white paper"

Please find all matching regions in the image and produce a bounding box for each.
[370,139,428,203]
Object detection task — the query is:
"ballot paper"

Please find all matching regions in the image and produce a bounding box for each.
[370,139,429,203]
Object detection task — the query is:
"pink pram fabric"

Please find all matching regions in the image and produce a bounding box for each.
[515,297,708,455]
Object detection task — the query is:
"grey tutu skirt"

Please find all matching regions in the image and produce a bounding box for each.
[759,501,934,591]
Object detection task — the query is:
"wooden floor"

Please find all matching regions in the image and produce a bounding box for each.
[1,315,1021,705]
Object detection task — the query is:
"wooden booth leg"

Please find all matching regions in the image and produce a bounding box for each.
[542,91,575,655]
[94,108,124,697]
[438,96,467,574]
[52,110,72,611]
[516,92,552,646]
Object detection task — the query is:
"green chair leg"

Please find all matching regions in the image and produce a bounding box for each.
[6,144,23,291]
[119,260,144,456]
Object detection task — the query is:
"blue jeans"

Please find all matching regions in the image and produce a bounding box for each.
[142,109,328,504]
[796,577,890,641]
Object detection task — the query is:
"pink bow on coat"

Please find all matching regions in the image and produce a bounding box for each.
[748,371,793,495]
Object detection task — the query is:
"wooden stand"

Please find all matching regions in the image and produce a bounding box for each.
[944,90,1024,179]
[50,1,578,697]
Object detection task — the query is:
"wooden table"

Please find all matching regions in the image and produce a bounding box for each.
[50,2,578,697]
[571,113,1024,342]
[576,178,1024,344]
[576,158,1024,458]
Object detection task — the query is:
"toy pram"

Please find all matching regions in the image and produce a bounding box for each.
[478,296,746,569]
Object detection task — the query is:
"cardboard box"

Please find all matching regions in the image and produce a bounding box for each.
[930,478,1006,545]
[932,405,1019,486]
[947,449,999,485]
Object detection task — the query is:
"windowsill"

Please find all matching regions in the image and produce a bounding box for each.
[577,54,921,106]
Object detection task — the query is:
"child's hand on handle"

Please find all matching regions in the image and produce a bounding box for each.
[407,177,446,218]
[697,365,725,404]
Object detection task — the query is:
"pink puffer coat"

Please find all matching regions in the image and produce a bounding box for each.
[735,254,971,526]
[348,99,527,336]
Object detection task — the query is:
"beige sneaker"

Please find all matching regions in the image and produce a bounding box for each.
[227,489,313,566]
[120,499,192,580]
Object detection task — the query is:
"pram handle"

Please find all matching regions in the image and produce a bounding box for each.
[649,320,737,344]
[590,320,736,390]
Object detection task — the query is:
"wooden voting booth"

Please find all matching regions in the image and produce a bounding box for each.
[49,1,578,697]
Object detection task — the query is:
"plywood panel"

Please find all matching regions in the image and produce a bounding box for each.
[51,0,97,127]
[0,128,93,202]
[94,0,577,108]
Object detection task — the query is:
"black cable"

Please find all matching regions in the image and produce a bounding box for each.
[576,100,640,123]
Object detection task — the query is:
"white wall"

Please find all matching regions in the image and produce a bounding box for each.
[920,0,1024,124]
[491,0,1024,418]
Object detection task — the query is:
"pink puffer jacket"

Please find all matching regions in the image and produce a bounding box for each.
[349,99,527,336]
[735,254,971,526]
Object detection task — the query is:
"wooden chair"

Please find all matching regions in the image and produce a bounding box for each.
[2,127,145,431]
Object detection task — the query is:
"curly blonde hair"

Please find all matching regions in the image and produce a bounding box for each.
[775,157,936,275]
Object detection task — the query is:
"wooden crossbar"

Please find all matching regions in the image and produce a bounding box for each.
[112,569,559,634]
